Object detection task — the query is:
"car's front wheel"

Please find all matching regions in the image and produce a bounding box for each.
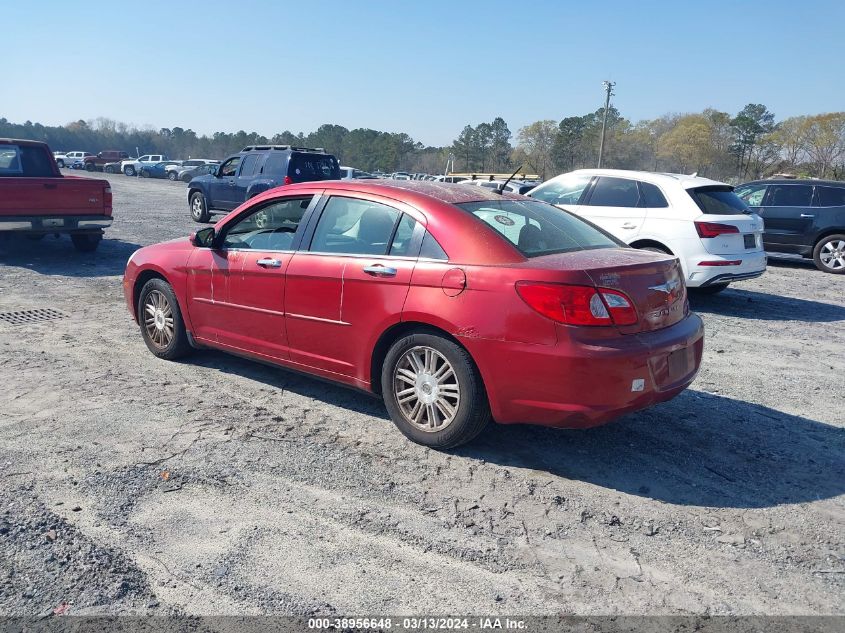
[123,166,136,176]
[381,332,490,449]
[168,171,178,181]
[137,278,191,360]
[190,192,211,223]
[70,232,101,252]
[813,234,845,274]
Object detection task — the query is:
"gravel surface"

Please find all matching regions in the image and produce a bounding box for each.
[0,171,842,616]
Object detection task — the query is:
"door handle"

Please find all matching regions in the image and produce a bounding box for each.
[621,222,637,229]
[363,264,398,277]
[800,214,815,218]
[256,258,282,268]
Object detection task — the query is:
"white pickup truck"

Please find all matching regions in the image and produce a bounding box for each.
[120,154,168,177]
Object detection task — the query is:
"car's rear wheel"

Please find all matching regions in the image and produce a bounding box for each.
[104,165,114,173]
[813,234,845,274]
[124,166,136,176]
[382,332,490,449]
[85,162,95,172]
[70,233,101,252]
[691,283,730,295]
[168,171,178,181]
[190,192,211,223]
[138,279,191,360]
[56,159,65,168]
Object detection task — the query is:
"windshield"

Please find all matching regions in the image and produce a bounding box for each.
[456,199,620,257]
[687,186,750,215]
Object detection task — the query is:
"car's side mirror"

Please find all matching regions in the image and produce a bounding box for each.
[190,227,215,247]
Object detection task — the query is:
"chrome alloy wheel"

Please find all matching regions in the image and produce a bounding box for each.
[819,239,845,271]
[143,290,174,349]
[393,346,461,432]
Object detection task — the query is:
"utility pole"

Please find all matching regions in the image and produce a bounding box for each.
[597,80,615,169]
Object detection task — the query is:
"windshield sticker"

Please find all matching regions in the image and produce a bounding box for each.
[494,215,515,226]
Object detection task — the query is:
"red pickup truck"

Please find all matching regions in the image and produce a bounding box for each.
[0,138,113,252]
[82,150,130,172]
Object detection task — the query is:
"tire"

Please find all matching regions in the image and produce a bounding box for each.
[85,162,95,172]
[167,171,178,181]
[690,283,730,295]
[381,332,490,449]
[70,233,101,252]
[123,166,136,177]
[190,192,211,223]
[137,278,191,360]
[139,169,149,178]
[637,245,671,255]
[181,174,192,183]
[56,159,65,168]
[104,165,114,174]
[812,234,845,274]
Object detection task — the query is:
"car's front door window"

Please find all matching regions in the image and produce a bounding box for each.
[735,184,767,207]
[219,157,240,178]
[222,197,313,251]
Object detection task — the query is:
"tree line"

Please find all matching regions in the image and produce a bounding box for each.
[2,105,843,182]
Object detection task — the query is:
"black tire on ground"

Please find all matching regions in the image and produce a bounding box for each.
[104,165,114,173]
[123,166,136,176]
[190,192,211,223]
[690,283,730,295]
[70,233,102,252]
[181,174,192,183]
[139,169,149,178]
[812,234,845,274]
[56,160,65,168]
[168,171,178,181]
[85,162,96,172]
[381,331,491,449]
[137,278,192,360]
[637,245,671,254]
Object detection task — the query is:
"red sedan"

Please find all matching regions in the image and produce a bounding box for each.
[123,181,704,448]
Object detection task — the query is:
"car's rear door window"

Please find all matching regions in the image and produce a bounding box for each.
[456,199,619,257]
[239,153,260,177]
[815,186,845,207]
[309,197,400,255]
[767,184,813,207]
[586,177,640,207]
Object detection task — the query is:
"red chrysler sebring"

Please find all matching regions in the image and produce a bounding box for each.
[123,181,704,448]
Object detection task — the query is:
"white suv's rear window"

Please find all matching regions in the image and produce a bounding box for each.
[688,186,750,215]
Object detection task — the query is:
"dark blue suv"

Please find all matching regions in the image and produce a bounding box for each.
[188,145,340,222]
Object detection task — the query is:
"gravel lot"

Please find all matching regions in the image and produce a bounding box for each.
[0,172,843,617]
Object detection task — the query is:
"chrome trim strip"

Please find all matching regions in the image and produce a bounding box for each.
[286,312,350,326]
[191,296,284,317]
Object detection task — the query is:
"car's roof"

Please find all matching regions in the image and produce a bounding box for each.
[742,178,845,188]
[564,168,728,190]
[284,179,526,205]
[0,138,50,148]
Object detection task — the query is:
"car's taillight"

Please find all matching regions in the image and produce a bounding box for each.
[103,186,112,213]
[515,282,638,326]
[695,221,740,238]
[283,176,293,185]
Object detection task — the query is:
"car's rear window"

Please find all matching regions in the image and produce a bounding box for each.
[456,199,620,257]
[289,153,340,182]
[687,186,750,215]
[0,145,55,177]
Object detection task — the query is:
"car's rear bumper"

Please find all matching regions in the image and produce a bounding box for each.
[0,215,113,232]
[684,251,767,287]
[465,313,705,428]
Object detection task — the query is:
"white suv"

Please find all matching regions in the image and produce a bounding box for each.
[528,169,766,293]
